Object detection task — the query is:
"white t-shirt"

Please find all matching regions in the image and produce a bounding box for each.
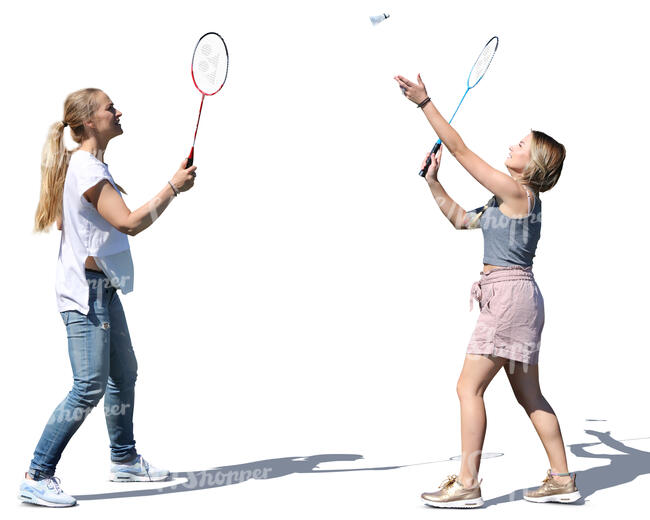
[56,150,134,314]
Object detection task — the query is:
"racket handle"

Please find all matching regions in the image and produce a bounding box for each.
[186,147,194,168]
[418,141,442,177]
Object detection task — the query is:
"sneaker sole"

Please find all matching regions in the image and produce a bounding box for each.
[523,490,581,503]
[110,472,170,482]
[422,496,484,508]
[18,491,76,507]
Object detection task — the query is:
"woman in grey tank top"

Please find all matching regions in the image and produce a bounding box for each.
[396,74,580,507]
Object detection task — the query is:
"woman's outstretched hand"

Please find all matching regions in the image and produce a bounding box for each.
[394,74,428,105]
[421,147,443,183]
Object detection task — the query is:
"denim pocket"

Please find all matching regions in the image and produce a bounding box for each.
[62,310,86,327]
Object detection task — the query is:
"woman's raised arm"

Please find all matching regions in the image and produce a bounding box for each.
[395,74,523,202]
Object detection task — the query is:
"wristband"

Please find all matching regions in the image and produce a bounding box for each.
[168,181,179,196]
[417,97,431,109]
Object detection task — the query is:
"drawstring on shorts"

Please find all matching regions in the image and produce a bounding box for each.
[469,266,535,312]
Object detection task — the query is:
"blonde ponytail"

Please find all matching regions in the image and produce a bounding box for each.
[34,121,70,231]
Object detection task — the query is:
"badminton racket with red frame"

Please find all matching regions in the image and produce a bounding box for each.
[187,32,229,167]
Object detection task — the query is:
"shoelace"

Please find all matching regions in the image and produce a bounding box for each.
[541,472,568,486]
[45,476,63,494]
[438,474,458,489]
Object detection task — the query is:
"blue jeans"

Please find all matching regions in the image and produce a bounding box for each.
[29,269,138,480]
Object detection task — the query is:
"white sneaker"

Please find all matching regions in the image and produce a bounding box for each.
[18,475,77,507]
[110,454,170,482]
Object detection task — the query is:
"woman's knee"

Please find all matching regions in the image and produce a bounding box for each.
[109,354,138,388]
[109,368,137,389]
[69,378,108,408]
[516,391,548,413]
[456,379,484,400]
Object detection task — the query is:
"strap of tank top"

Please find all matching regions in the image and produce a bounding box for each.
[524,186,532,214]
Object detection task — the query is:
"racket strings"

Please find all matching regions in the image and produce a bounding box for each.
[192,33,228,95]
[418,36,499,177]
[468,37,498,88]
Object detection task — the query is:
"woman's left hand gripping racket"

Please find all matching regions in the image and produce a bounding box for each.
[187,32,229,168]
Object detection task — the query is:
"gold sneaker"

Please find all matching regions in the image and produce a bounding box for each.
[523,469,581,503]
[421,474,484,508]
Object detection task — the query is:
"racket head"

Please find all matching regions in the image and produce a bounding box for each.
[467,36,498,89]
[191,32,229,96]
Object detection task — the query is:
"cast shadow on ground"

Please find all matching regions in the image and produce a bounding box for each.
[75,429,650,504]
[75,454,402,501]
[483,429,650,507]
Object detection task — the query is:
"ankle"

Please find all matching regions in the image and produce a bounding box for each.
[550,470,572,482]
[459,475,479,488]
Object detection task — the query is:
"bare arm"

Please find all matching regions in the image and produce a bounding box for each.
[84,159,196,236]
[420,149,479,230]
[395,74,523,203]
[428,180,471,229]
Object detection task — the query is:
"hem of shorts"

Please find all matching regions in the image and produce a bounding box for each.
[466,345,539,365]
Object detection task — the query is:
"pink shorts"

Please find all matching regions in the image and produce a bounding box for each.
[467,265,544,365]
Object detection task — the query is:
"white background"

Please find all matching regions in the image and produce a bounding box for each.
[1,0,648,517]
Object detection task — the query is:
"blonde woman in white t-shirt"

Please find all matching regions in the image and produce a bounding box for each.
[22,88,196,507]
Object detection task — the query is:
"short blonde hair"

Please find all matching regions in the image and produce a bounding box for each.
[522,130,566,193]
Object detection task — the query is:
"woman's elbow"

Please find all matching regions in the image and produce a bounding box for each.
[451,220,466,230]
[453,211,470,230]
[115,223,138,236]
[119,214,141,236]
[449,144,468,160]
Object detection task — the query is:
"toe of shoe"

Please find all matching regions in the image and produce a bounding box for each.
[421,493,443,503]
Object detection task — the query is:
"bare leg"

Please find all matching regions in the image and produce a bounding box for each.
[456,354,507,488]
[504,361,572,484]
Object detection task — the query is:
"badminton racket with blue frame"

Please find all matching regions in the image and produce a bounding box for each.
[418,36,498,177]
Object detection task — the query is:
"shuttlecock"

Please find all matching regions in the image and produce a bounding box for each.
[369,13,390,26]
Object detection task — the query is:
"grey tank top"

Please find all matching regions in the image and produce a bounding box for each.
[475,187,541,267]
